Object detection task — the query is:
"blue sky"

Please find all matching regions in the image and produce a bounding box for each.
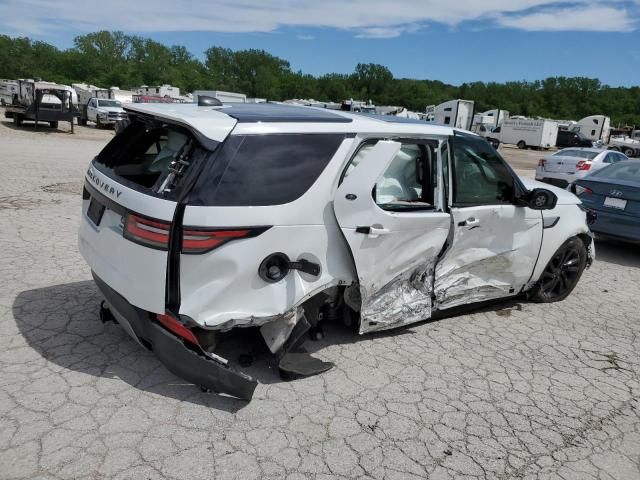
[1,0,639,86]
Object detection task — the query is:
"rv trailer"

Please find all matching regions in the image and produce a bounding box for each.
[3,79,76,131]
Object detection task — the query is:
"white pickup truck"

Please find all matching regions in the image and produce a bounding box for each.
[85,97,127,128]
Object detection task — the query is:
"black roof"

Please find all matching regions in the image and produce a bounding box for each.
[221,103,352,123]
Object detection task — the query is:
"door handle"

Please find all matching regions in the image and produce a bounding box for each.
[356,226,391,237]
[458,217,480,227]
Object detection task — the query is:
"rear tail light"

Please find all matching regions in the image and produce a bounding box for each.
[123,212,270,254]
[123,213,170,250]
[538,159,546,167]
[576,161,591,171]
[182,228,253,254]
[156,312,199,345]
[574,185,592,196]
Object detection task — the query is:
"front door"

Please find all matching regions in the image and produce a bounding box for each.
[334,139,451,333]
[434,133,543,310]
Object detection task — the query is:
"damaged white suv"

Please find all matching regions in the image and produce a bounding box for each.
[79,101,594,400]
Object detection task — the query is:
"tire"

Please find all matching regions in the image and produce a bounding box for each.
[96,117,101,129]
[623,147,635,157]
[79,117,87,126]
[517,141,526,149]
[49,121,58,129]
[609,146,620,152]
[14,114,23,126]
[530,237,587,303]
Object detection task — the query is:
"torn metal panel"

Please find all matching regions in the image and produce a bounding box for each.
[359,260,436,334]
[260,308,301,353]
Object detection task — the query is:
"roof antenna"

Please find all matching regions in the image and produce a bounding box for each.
[197,95,223,107]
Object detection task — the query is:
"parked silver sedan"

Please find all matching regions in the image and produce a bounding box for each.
[535,148,628,188]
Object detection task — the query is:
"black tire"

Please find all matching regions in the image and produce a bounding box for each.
[517,141,526,149]
[623,147,635,157]
[49,121,58,129]
[530,237,587,303]
[96,117,101,129]
[79,117,87,126]
[609,146,620,152]
[14,114,23,126]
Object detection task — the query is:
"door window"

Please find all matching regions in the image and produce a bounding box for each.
[452,134,516,205]
[374,143,435,211]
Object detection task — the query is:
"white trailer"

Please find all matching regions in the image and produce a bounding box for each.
[571,115,611,143]
[136,84,181,99]
[499,119,559,149]
[0,79,18,105]
[193,90,247,103]
[428,99,475,130]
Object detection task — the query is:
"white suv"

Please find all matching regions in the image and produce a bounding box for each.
[79,102,595,400]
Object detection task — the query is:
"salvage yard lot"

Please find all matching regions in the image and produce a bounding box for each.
[1,115,640,480]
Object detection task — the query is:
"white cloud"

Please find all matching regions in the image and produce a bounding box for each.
[0,0,637,37]
[297,34,315,40]
[496,5,637,31]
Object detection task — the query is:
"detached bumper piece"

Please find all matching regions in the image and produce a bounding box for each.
[92,273,258,401]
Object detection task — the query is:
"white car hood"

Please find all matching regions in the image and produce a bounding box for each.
[521,179,580,205]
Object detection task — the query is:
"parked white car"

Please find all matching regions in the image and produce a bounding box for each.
[79,102,595,400]
[536,147,629,188]
[86,97,127,128]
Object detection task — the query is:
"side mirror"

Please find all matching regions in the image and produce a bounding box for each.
[527,188,557,210]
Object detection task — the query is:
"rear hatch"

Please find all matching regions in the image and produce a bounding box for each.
[79,111,236,313]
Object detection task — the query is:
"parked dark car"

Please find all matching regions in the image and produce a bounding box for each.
[556,130,593,148]
[572,160,640,242]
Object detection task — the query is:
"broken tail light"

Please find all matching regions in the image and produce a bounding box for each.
[156,312,199,345]
[576,161,591,171]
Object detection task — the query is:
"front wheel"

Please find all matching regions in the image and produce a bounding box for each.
[530,237,587,303]
[95,117,101,129]
[517,140,526,149]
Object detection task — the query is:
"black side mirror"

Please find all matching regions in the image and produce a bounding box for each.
[527,188,558,210]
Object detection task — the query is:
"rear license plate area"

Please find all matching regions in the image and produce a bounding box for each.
[604,197,627,210]
[87,197,106,226]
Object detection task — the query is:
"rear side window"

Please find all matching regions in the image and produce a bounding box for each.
[189,133,345,206]
[592,162,640,181]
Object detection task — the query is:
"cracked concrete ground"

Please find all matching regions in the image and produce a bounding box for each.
[1,117,640,479]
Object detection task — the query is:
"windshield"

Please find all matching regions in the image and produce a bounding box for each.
[591,162,640,181]
[98,100,122,108]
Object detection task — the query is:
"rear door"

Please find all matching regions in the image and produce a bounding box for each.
[334,139,451,333]
[434,133,542,310]
[79,115,236,314]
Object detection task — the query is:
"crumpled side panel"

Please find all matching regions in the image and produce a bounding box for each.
[434,248,516,310]
[359,260,435,334]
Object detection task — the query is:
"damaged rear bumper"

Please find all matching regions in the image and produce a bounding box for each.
[92,272,258,401]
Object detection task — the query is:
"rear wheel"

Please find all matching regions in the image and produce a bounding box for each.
[623,147,635,157]
[530,237,587,303]
[517,140,526,149]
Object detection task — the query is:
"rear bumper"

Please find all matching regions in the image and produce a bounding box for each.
[587,209,640,243]
[92,272,258,401]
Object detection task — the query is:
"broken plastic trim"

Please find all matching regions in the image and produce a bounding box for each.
[93,272,258,401]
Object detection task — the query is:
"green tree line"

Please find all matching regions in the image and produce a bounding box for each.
[1,31,638,126]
